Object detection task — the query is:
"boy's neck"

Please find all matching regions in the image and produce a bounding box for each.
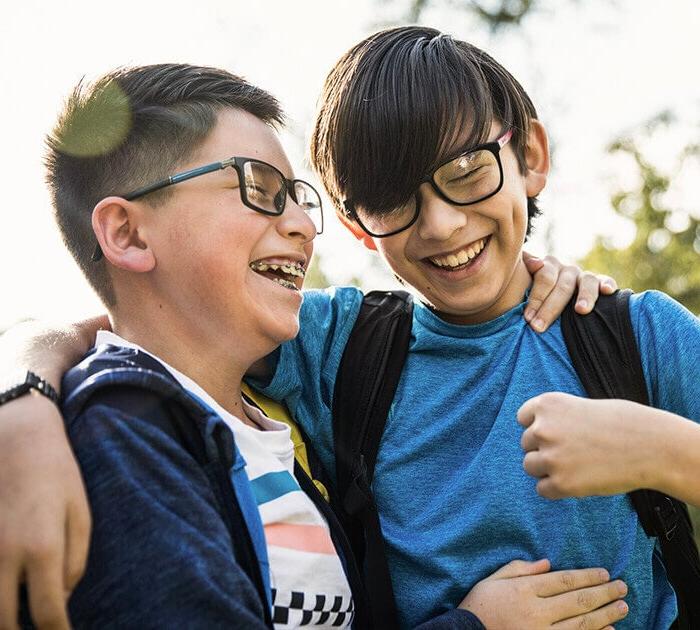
[435,258,532,326]
[109,306,259,425]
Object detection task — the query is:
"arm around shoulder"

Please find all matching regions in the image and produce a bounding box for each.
[0,315,106,627]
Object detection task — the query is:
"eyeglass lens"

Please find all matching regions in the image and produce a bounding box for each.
[355,148,500,236]
[242,161,323,233]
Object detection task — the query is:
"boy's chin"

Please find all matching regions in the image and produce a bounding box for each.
[267,316,300,345]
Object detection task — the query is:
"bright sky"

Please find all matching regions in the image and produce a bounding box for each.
[2,0,699,329]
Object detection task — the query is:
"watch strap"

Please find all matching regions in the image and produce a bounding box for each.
[0,371,60,406]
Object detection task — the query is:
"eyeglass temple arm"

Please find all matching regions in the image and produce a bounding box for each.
[91,160,230,261]
[497,128,513,148]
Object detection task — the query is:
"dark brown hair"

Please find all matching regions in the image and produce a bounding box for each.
[310,26,541,235]
[45,64,283,305]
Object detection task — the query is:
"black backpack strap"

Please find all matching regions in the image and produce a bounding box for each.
[561,289,700,630]
[332,290,414,630]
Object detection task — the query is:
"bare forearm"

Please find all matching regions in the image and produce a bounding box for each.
[519,394,700,504]
[1,315,109,391]
[642,407,700,507]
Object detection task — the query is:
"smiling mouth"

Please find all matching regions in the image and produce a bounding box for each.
[249,260,305,291]
[426,235,491,271]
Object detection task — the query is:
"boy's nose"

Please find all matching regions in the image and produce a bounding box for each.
[278,196,317,243]
[415,183,468,242]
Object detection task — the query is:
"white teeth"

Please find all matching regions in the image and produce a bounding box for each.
[430,238,487,268]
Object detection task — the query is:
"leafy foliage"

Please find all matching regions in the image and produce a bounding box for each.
[579,114,700,314]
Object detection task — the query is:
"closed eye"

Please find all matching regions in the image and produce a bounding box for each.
[448,165,486,185]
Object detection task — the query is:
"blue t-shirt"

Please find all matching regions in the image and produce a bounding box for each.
[257,288,700,629]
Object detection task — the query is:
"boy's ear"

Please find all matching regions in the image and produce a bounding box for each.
[336,210,378,252]
[524,119,550,198]
[92,197,156,272]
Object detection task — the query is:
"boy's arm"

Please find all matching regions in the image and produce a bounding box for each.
[518,393,700,506]
[519,291,700,505]
[0,317,105,629]
[63,387,269,627]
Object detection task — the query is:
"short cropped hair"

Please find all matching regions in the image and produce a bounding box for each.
[310,26,541,236]
[45,64,283,305]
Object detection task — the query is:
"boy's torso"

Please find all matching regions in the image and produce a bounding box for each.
[66,334,354,629]
[258,287,699,629]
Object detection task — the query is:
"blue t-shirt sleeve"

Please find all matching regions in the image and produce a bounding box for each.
[64,388,268,628]
[255,287,364,425]
[630,290,700,422]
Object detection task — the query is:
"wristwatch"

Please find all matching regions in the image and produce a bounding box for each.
[0,370,60,406]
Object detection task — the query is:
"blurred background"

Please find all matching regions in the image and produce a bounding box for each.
[1,1,699,532]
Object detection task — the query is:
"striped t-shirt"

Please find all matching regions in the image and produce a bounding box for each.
[96,331,354,629]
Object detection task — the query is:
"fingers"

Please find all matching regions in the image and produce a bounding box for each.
[572,271,601,314]
[523,451,549,482]
[524,256,560,330]
[572,271,618,314]
[0,557,21,630]
[536,477,570,500]
[530,261,580,332]
[552,599,629,630]
[520,424,541,451]
[573,272,618,314]
[484,558,551,580]
[597,274,617,295]
[534,567,611,597]
[546,579,627,621]
[522,251,545,274]
[25,545,70,630]
[516,396,539,428]
[64,498,91,592]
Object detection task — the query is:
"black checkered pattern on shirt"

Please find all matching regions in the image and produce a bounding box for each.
[271,588,354,627]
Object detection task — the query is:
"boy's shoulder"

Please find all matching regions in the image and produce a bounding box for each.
[628,289,699,346]
[629,289,697,320]
[301,285,365,312]
[61,344,199,426]
[296,285,367,343]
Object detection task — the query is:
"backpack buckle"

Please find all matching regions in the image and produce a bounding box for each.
[654,497,679,541]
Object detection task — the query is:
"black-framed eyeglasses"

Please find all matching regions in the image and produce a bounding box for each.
[343,129,513,238]
[91,156,323,261]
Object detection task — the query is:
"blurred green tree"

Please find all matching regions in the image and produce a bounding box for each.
[579,113,700,314]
